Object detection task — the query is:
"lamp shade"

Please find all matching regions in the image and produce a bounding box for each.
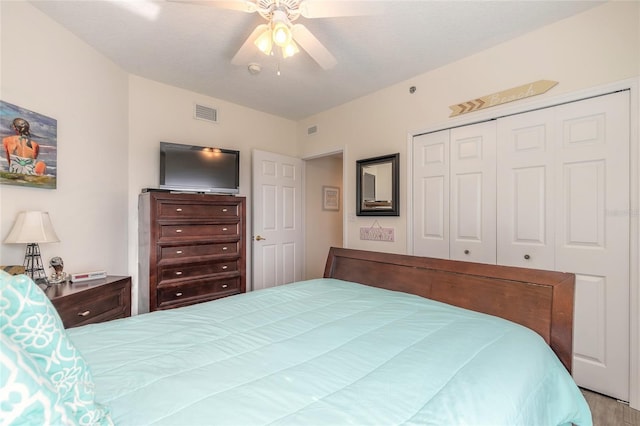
[254,27,273,55]
[4,211,60,244]
[281,39,299,58]
[271,10,291,47]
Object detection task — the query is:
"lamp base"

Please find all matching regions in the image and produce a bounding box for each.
[23,243,49,285]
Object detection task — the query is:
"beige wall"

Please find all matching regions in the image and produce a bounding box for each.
[297,1,640,254]
[304,154,343,279]
[126,76,297,308]
[0,2,298,309]
[0,1,129,275]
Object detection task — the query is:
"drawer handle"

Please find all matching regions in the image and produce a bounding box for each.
[221,284,228,289]
[524,254,531,260]
[222,208,228,212]
[221,265,228,270]
[222,227,228,231]
[175,292,183,297]
[78,310,91,317]
[464,249,470,255]
[176,250,183,254]
[176,229,183,233]
[175,271,183,276]
[222,247,228,251]
[176,208,183,212]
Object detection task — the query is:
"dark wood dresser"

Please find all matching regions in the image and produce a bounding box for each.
[138,191,246,313]
[45,276,131,328]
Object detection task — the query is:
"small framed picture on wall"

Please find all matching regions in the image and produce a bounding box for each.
[323,186,340,211]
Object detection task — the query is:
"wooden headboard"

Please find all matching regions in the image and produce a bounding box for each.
[323,247,575,372]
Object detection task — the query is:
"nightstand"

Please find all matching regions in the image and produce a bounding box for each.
[44,276,132,328]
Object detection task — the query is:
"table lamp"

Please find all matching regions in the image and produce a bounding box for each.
[4,211,60,284]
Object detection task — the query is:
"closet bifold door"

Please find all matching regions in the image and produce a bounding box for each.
[412,90,631,401]
[496,108,556,270]
[497,91,631,401]
[412,129,450,259]
[554,92,630,401]
[449,121,497,264]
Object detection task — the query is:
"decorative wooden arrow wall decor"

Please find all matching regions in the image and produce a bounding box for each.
[449,80,558,117]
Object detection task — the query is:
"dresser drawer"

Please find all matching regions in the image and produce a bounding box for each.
[49,277,131,328]
[159,259,239,282]
[160,241,240,260]
[157,277,241,309]
[158,202,239,219]
[159,223,239,240]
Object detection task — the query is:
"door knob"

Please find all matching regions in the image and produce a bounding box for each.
[254,235,266,241]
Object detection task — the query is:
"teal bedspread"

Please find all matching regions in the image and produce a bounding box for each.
[67,279,592,425]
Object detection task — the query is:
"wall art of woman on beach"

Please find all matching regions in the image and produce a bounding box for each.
[0,101,57,189]
[2,117,46,175]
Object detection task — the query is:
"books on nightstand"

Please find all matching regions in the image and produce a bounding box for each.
[71,271,107,282]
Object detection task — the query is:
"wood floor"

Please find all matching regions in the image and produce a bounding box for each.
[582,389,640,426]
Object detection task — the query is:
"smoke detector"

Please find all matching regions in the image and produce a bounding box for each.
[248,63,261,75]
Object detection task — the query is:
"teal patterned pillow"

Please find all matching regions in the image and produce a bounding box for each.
[0,272,112,425]
[0,333,76,425]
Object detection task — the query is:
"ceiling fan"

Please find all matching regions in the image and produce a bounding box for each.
[172,0,381,70]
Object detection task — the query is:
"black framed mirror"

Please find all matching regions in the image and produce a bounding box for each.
[356,153,399,216]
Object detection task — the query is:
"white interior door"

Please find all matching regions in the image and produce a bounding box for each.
[252,150,304,291]
[413,129,450,259]
[449,121,497,264]
[497,108,556,270]
[555,92,630,401]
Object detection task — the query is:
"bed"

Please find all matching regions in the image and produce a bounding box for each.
[1,247,592,425]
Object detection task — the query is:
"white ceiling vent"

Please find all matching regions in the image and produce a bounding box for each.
[307,125,318,135]
[194,103,218,124]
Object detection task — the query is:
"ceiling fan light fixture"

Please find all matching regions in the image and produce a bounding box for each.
[282,39,299,58]
[271,9,292,47]
[272,22,291,47]
[254,27,273,55]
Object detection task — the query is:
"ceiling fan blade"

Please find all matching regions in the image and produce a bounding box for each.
[298,0,385,18]
[167,0,257,13]
[231,24,268,65]
[292,24,337,70]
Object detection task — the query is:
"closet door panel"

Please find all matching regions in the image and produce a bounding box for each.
[412,130,450,259]
[455,173,482,240]
[450,122,496,264]
[563,161,605,248]
[497,109,555,269]
[513,167,546,242]
[555,91,630,401]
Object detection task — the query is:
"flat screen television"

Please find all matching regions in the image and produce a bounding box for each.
[159,142,240,194]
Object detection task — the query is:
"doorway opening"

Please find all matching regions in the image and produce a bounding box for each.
[304,152,344,279]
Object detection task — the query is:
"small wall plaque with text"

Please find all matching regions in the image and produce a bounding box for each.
[360,226,395,242]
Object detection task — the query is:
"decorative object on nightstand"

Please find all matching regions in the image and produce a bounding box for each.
[3,211,60,285]
[48,256,70,284]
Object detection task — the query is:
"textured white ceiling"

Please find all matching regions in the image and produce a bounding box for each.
[30,0,602,120]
